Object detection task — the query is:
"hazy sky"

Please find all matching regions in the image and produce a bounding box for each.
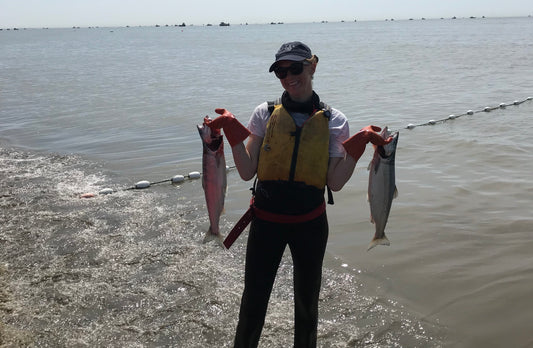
[1,0,531,28]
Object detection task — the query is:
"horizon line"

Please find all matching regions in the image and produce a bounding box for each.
[1,14,531,30]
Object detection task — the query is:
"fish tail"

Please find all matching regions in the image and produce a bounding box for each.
[367,235,391,251]
[203,226,224,246]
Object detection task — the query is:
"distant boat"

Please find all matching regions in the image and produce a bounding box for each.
[219,22,230,27]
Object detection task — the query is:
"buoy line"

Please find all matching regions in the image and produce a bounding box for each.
[80,96,531,198]
[79,166,236,198]
[401,96,531,131]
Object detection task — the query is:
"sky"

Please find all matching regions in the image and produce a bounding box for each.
[1,0,531,29]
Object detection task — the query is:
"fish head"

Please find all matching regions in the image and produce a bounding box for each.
[381,128,399,158]
[198,116,224,152]
[373,127,398,158]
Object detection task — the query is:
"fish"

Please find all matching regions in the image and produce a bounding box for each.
[197,116,227,244]
[367,127,399,251]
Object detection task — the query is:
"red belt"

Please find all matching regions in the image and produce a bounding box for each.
[223,199,326,249]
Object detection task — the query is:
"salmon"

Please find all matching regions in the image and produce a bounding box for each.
[367,127,399,251]
[197,117,227,244]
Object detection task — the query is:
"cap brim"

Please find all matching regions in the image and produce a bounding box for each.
[268,55,308,72]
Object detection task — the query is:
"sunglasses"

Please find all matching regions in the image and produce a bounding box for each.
[273,61,308,79]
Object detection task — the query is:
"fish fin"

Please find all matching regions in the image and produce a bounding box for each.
[393,186,398,199]
[367,235,390,251]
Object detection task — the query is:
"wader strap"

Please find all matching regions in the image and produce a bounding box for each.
[253,201,326,224]
[223,205,254,249]
[223,199,327,249]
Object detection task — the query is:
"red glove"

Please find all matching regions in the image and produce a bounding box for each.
[207,108,251,147]
[342,125,392,162]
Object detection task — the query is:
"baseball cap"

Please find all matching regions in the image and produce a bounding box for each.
[268,41,315,72]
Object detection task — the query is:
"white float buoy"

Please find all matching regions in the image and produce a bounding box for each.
[172,175,185,183]
[406,123,416,129]
[448,114,457,119]
[483,107,491,112]
[466,110,474,115]
[513,100,520,105]
[99,188,114,195]
[428,120,436,125]
[499,103,506,108]
[135,180,151,189]
[188,171,201,179]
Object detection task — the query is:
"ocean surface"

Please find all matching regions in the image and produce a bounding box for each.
[1,17,533,347]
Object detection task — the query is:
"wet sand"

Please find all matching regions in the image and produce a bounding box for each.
[0,149,439,347]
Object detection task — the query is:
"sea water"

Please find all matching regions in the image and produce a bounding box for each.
[1,17,533,347]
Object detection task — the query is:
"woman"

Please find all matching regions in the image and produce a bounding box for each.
[208,41,390,348]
